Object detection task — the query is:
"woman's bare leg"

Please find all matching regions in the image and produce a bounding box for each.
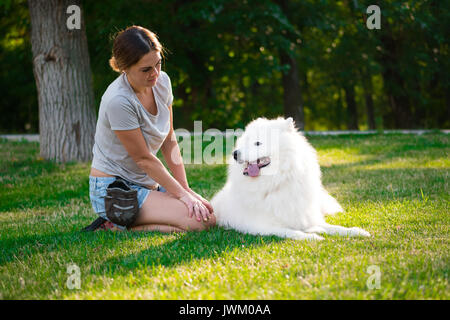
[130,224,185,233]
[130,190,216,232]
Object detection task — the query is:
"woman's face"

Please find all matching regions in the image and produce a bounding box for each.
[125,50,162,90]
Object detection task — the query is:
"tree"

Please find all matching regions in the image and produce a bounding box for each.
[0,0,37,134]
[276,0,305,130]
[28,0,96,162]
[279,50,305,129]
[2,0,446,134]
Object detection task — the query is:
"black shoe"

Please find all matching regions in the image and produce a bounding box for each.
[81,217,107,232]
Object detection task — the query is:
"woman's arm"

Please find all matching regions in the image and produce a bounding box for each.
[161,131,189,190]
[114,128,186,197]
[161,106,190,190]
[160,105,214,214]
[113,127,210,221]
[160,104,189,189]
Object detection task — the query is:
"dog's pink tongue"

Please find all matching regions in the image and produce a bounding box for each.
[247,163,260,177]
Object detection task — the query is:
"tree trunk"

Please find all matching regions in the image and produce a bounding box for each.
[28,0,96,162]
[378,30,414,129]
[279,50,305,130]
[446,88,450,128]
[364,90,376,130]
[360,69,376,130]
[335,88,344,130]
[275,0,305,130]
[344,84,359,130]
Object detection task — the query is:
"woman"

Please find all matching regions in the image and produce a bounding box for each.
[88,25,215,232]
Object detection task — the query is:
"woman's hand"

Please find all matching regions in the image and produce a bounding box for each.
[178,191,211,222]
[187,188,214,215]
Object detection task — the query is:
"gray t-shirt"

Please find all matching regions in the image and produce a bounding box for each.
[91,71,173,187]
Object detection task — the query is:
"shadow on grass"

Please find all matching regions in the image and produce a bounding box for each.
[95,227,286,276]
[0,225,285,275]
[0,230,84,265]
[0,161,90,212]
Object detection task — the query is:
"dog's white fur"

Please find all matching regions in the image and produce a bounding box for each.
[211,117,370,241]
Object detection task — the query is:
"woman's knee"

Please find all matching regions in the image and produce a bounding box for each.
[184,213,216,232]
[138,192,217,232]
[206,213,216,229]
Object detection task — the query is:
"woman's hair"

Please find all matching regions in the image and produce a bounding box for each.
[109,25,165,73]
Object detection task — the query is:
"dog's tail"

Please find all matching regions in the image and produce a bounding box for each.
[320,189,343,216]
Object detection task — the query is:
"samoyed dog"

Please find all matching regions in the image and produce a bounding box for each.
[211,117,371,241]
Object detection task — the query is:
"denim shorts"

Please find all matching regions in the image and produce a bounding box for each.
[89,176,166,230]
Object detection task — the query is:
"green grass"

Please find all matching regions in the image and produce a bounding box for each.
[0,133,448,299]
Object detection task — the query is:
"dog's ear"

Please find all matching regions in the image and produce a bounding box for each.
[285,117,296,131]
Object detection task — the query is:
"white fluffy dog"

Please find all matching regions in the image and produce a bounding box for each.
[211,117,371,241]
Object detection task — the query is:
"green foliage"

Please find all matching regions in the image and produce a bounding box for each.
[0,0,448,132]
[0,0,37,133]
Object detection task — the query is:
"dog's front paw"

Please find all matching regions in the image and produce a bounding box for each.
[306,233,325,241]
[350,227,371,237]
[293,231,324,241]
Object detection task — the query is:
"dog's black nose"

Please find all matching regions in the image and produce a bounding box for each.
[233,150,239,161]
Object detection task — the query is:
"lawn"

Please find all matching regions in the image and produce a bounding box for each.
[0,133,448,299]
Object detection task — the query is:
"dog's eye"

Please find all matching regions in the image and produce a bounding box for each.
[255,141,262,146]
